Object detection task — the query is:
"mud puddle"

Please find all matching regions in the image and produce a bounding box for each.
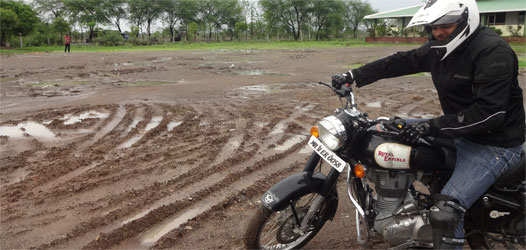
[140,206,208,247]
[0,121,56,140]
[62,110,109,125]
[275,135,308,151]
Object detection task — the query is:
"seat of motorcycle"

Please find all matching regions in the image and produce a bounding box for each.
[494,150,525,187]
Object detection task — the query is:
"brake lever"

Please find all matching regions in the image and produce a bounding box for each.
[418,138,432,146]
[319,82,356,109]
[318,82,331,88]
[318,82,343,96]
[419,136,435,146]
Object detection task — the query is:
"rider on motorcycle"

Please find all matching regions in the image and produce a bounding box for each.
[332,0,525,248]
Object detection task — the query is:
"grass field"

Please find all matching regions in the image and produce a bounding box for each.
[2,40,525,68]
[1,40,374,54]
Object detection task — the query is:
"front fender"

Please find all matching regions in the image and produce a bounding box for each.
[261,172,327,211]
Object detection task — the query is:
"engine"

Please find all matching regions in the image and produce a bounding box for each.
[368,168,433,247]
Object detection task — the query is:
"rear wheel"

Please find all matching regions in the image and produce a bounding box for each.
[466,232,492,249]
[466,231,525,250]
[245,192,329,250]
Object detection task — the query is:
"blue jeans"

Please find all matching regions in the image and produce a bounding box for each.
[440,138,522,248]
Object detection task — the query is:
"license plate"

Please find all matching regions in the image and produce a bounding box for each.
[308,136,346,172]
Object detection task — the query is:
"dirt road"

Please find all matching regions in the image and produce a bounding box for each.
[1,46,524,249]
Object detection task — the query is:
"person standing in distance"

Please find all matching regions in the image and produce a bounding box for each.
[331,0,525,249]
[64,33,71,54]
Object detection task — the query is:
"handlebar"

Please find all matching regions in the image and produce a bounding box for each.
[318,82,357,110]
[318,81,435,147]
[377,117,434,146]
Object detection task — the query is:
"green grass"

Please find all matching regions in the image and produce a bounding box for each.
[0,39,419,54]
[4,40,524,69]
[510,43,526,53]
[29,80,91,87]
[408,72,427,76]
[345,63,365,68]
[125,80,174,86]
[0,76,17,82]
[510,43,526,68]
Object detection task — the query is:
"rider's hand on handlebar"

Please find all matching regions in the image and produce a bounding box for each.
[331,71,354,89]
[400,121,433,145]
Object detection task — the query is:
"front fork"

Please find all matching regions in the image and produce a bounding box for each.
[347,160,370,245]
[301,153,371,245]
[294,153,340,234]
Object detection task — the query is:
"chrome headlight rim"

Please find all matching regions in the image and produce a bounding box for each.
[318,115,347,151]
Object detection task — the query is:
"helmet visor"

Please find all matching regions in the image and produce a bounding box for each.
[430,11,465,27]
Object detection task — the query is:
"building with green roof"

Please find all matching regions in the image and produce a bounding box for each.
[364,0,526,37]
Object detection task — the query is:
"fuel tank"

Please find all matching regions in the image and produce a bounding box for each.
[354,132,443,170]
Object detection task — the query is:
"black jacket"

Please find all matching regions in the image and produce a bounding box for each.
[352,27,525,147]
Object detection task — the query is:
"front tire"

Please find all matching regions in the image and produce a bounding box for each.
[245,192,329,250]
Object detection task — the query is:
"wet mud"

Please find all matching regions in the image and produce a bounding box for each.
[1,47,524,249]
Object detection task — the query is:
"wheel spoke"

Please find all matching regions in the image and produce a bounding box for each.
[249,192,330,250]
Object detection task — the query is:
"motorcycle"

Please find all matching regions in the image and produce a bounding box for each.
[244,82,525,249]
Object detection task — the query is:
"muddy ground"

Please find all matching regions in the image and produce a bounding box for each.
[0,45,524,250]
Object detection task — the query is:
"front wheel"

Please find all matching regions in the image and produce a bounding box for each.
[245,192,329,250]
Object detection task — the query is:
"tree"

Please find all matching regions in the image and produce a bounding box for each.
[252,20,267,40]
[345,0,374,38]
[199,0,222,41]
[0,8,18,46]
[161,0,179,42]
[174,0,199,41]
[32,0,66,20]
[0,0,39,46]
[31,21,54,45]
[32,0,67,45]
[310,0,346,40]
[161,0,199,42]
[52,17,71,42]
[260,0,313,41]
[187,22,199,42]
[127,0,144,38]
[64,0,108,43]
[219,0,244,40]
[103,0,127,35]
[128,0,163,38]
[235,21,248,40]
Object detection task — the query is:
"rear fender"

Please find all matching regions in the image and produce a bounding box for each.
[261,172,333,212]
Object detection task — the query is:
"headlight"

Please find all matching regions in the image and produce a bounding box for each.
[317,116,347,151]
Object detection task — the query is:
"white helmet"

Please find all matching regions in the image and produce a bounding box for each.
[407,0,480,60]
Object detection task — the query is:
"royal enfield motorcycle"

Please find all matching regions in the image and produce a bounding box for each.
[244,82,525,249]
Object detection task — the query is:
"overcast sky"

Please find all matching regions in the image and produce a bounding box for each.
[366,0,424,12]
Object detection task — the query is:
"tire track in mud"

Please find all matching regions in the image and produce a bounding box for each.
[53,102,314,249]
[355,79,440,119]
[1,103,202,249]
[83,139,308,250]
[1,89,319,250]
[34,105,128,193]
[152,161,307,250]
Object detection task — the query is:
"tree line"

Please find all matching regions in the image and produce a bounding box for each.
[1,0,378,47]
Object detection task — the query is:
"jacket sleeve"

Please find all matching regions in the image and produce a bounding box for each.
[352,43,431,87]
[430,43,513,138]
